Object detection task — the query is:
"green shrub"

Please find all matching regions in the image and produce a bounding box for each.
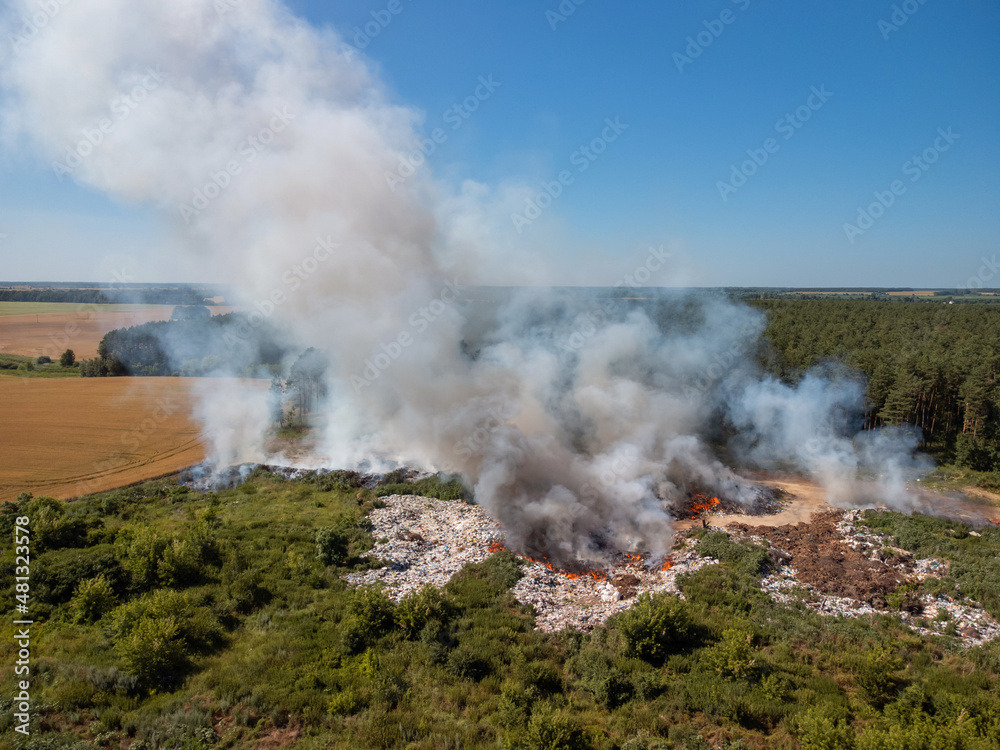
[114,524,169,590]
[70,574,116,623]
[375,473,469,500]
[796,709,854,750]
[525,704,590,750]
[611,592,696,666]
[341,587,396,652]
[701,626,759,681]
[591,668,634,709]
[315,526,349,566]
[395,585,455,638]
[856,647,903,708]
[697,532,771,575]
[446,643,492,680]
[115,615,188,686]
[496,682,540,730]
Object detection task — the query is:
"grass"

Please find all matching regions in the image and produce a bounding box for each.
[919,464,1000,496]
[0,302,173,316]
[0,352,79,378]
[1,480,999,749]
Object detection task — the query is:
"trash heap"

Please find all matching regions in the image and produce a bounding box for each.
[344,495,1000,645]
[742,509,1000,648]
[344,494,714,632]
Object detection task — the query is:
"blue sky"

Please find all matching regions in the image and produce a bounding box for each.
[2,0,998,286]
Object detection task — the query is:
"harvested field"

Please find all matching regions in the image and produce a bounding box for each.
[0,377,211,501]
[0,304,235,359]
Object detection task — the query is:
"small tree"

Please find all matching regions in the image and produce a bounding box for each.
[71,574,117,623]
[36,355,51,365]
[60,349,75,367]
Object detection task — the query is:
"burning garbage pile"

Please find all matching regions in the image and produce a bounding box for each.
[670,485,785,522]
[344,493,717,632]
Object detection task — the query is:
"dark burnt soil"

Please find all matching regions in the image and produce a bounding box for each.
[612,574,641,599]
[729,511,913,608]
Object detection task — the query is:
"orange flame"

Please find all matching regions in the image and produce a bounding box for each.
[488,540,505,553]
[661,557,674,571]
[689,494,720,519]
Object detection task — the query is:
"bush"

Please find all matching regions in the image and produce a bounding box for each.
[701,626,759,681]
[315,526,349,566]
[446,643,492,680]
[70,574,116,623]
[856,647,902,708]
[342,588,396,652]
[796,709,854,750]
[36,355,51,364]
[612,593,696,666]
[375,473,469,501]
[114,524,169,590]
[697,532,771,575]
[60,348,76,367]
[591,669,634,709]
[395,585,455,638]
[525,705,590,750]
[496,682,540,730]
[115,615,188,686]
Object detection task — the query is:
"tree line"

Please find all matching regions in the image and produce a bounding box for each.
[81,313,287,377]
[748,299,1000,470]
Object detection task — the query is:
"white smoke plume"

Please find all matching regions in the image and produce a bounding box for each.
[1,0,930,567]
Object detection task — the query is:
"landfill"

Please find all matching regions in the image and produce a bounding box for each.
[345,494,1000,645]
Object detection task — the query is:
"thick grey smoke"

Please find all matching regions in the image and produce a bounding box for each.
[1,0,930,567]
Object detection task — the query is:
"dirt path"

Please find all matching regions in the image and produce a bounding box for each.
[674,474,832,531]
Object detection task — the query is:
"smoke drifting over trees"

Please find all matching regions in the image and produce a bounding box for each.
[1,0,930,564]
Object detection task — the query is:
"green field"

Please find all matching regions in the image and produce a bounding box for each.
[0,352,79,378]
[1,472,999,749]
[0,301,175,316]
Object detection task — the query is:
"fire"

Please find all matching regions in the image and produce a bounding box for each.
[689,494,720,519]
[487,539,670,582]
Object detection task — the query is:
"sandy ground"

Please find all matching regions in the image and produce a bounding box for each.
[0,306,236,360]
[676,473,1000,531]
[0,377,209,501]
[673,475,831,531]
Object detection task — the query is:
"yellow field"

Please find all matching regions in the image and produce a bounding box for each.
[0,306,235,359]
[0,377,208,501]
